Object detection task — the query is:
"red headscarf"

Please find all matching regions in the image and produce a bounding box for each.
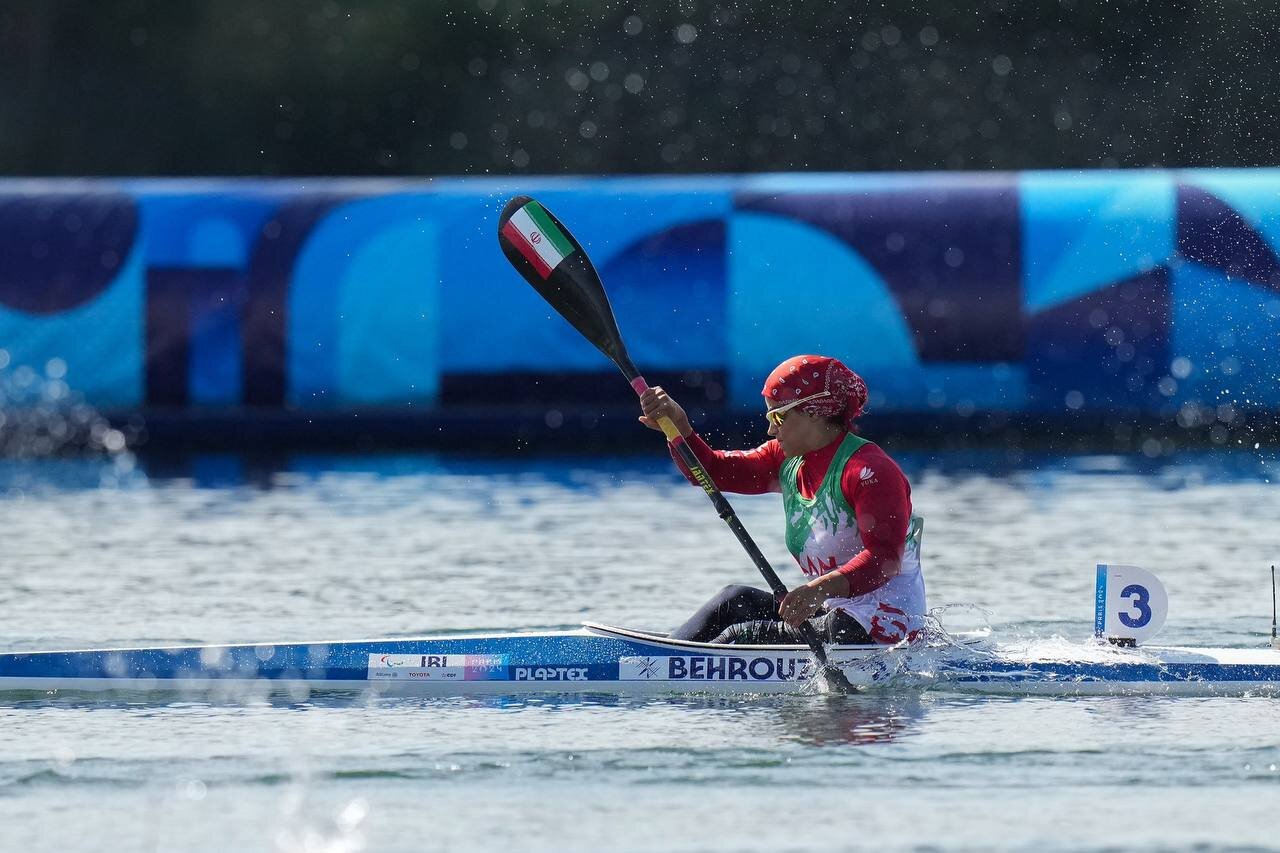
[762,355,868,429]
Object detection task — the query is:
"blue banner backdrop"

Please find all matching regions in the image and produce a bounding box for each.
[0,172,1276,420]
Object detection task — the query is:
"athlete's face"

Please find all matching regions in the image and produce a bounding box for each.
[766,404,835,457]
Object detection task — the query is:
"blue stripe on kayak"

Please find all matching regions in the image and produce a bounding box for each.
[0,635,657,682]
[946,660,1280,684]
[2,633,1279,687]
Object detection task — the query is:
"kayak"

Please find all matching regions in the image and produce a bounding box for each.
[4,564,1275,698]
[2,621,1278,697]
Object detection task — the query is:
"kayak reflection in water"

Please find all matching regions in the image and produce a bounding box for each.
[639,355,926,647]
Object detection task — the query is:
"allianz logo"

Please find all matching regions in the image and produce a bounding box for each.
[620,655,816,682]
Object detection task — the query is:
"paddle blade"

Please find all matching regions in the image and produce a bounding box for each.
[498,196,637,378]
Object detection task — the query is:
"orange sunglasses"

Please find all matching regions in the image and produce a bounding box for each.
[765,390,831,427]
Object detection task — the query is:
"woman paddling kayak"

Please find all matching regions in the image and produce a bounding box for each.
[639,355,926,646]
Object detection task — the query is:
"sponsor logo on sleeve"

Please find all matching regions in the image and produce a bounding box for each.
[619,655,817,682]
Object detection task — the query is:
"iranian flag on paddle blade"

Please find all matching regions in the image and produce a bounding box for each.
[501,200,576,279]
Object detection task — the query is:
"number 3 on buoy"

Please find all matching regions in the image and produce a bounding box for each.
[1095,564,1168,645]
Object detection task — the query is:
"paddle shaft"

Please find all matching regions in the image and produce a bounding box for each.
[627,375,845,677]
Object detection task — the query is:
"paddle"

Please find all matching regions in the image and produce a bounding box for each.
[497,195,853,692]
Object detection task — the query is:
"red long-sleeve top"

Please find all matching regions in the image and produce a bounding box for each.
[670,432,912,598]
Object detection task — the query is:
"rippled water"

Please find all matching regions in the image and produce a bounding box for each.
[2,449,1278,851]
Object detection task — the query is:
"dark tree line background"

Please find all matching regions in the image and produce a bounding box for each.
[1,0,1277,177]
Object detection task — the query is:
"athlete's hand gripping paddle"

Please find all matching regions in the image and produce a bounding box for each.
[497,195,853,692]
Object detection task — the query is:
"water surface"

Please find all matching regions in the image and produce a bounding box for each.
[2,449,1277,851]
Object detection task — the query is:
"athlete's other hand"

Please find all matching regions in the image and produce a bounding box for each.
[779,583,827,628]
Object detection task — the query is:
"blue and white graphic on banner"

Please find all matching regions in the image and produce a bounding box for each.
[441,183,734,372]
[1172,263,1280,408]
[1182,168,1280,251]
[136,190,277,268]
[726,210,1026,412]
[0,235,145,408]
[288,195,440,406]
[728,210,917,408]
[135,191,280,405]
[1021,171,1176,314]
[3,173,1280,417]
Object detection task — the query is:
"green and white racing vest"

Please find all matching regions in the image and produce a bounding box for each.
[781,433,926,644]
